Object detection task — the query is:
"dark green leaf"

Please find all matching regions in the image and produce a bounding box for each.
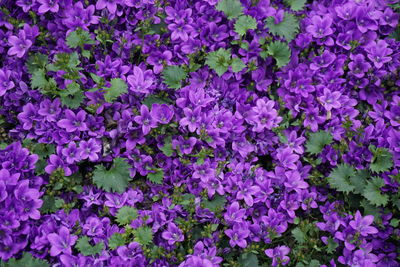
[134,227,153,246]
[238,253,260,267]
[26,53,48,74]
[75,236,104,256]
[234,15,257,36]
[216,0,243,20]
[266,41,291,68]
[93,158,132,193]
[202,195,226,212]
[265,12,299,42]
[327,164,356,194]
[369,146,393,173]
[349,169,369,194]
[66,28,95,49]
[115,206,138,225]
[283,0,307,11]
[363,177,389,206]
[0,253,50,267]
[162,65,187,89]
[60,82,84,109]
[108,233,126,250]
[147,169,164,184]
[306,131,333,155]
[291,227,306,244]
[104,78,128,103]
[160,136,173,157]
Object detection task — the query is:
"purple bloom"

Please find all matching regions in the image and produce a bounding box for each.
[0,69,15,97]
[83,217,103,237]
[265,246,291,267]
[134,105,157,135]
[224,201,246,224]
[17,103,37,130]
[236,180,260,207]
[310,50,336,70]
[172,136,197,154]
[349,211,378,237]
[57,110,88,132]
[47,226,78,256]
[276,147,299,170]
[79,139,101,161]
[284,170,308,193]
[0,169,20,186]
[8,30,32,58]
[306,15,334,38]
[45,155,72,176]
[150,104,174,124]
[366,40,393,69]
[38,98,61,122]
[225,223,250,248]
[62,142,81,164]
[246,99,282,132]
[162,223,184,245]
[179,107,202,133]
[348,54,371,78]
[318,88,342,111]
[127,66,153,95]
[355,7,378,33]
[96,0,118,13]
[14,180,43,220]
[37,0,60,14]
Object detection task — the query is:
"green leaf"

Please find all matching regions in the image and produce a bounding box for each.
[238,253,260,267]
[0,253,50,267]
[327,164,356,194]
[216,0,243,20]
[361,199,382,224]
[283,0,307,11]
[160,136,173,157]
[308,260,321,267]
[40,195,59,214]
[202,195,227,212]
[66,28,95,49]
[75,236,104,256]
[266,41,291,68]
[305,130,333,155]
[134,227,153,246]
[231,57,246,73]
[326,237,339,254]
[349,169,369,194]
[60,82,84,109]
[147,169,164,184]
[234,15,257,36]
[104,78,128,103]
[291,227,306,244]
[162,65,187,89]
[31,69,48,90]
[142,95,171,108]
[363,177,389,206]
[369,146,393,173]
[115,206,138,225]
[92,158,132,193]
[265,12,299,42]
[26,53,48,74]
[205,48,231,76]
[108,233,126,250]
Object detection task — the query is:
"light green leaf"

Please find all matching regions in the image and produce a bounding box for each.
[284,0,307,11]
[363,177,389,206]
[326,237,338,254]
[75,236,104,256]
[115,206,138,225]
[327,164,356,194]
[108,233,126,250]
[349,169,369,194]
[231,57,246,73]
[291,227,306,244]
[60,82,84,109]
[238,253,260,267]
[142,95,171,108]
[160,136,173,157]
[92,158,132,193]
[216,0,243,20]
[26,53,48,74]
[0,253,50,267]
[202,195,226,212]
[234,15,257,36]
[162,65,187,89]
[66,28,95,49]
[205,48,231,76]
[369,146,393,173]
[134,227,153,246]
[147,169,164,184]
[305,130,333,155]
[104,78,128,103]
[265,12,299,42]
[266,41,291,68]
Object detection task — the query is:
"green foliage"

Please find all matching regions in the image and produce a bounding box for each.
[363,177,389,206]
[160,136,173,157]
[216,0,243,20]
[234,15,257,36]
[265,12,299,42]
[206,48,232,76]
[284,0,307,11]
[326,237,339,254]
[92,158,132,193]
[162,65,187,89]
[60,82,84,109]
[328,164,356,194]
[116,206,138,225]
[238,253,260,267]
[0,253,50,267]
[48,52,82,80]
[75,236,104,256]
[108,233,126,250]
[142,95,171,108]
[202,195,227,212]
[349,169,369,194]
[30,69,57,94]
[231,57,246,73]
[104,78,128,103]
[369,146,393,173]
[266,41,291,68]
[147,168,164,184]
[306,131,333,155]
[291,227,306,244]
[134,227,153,246]
[66,28,95,49]
[26,53,48,74]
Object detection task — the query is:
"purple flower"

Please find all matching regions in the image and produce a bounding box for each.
[57,110,88,132]
[8,30,32,58]
[45,155,72,176]
[62,142,81,164]
[366,40,393,69]
[116,242,142,261]
[14,180,43,220]
[348,54,371,78]
[349,211,378,237]
[310,50,336,70]
[172,136,197,154]
[37,0,60,14]
[265,246,291,266]
[318,88,342,111]
[96,0,118,13]
[150,104,174,124]
[246,99,282,132]
[224,202,246,224]
[127,66,153,95]
[17,103,37,130]
[83,217,103,237]
[355,7,378,33]
[306,15,334,38]
[236,180,260,207]
[38,98,61,122]
[79,139,101,161]
[276,147,299,170]
[284,170,308,193]
[134,105,157,135]
[0,169,20,186]
[180,107,202,133]
[47,226,78,256]
[0,69,15,97]
[146,51,172,74]
[162,223,184,245]
[225,223,250,248]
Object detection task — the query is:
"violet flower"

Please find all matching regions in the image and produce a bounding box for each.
[47,226,78,256]
[161,223,184,245]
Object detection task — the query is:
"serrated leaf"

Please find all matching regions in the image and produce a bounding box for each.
[234,15,257,36]
[361,199,382,224]
[363,177,389,206]
[60,82,85,108]
[147,169,164,184]
[328,164,356,194]
[231,57,246,73]
[66,28,95,49]
[31,69,48,90]
[350,169,369,194]
[160,136,173,156]
[142,95,171,108]
[216,0,243,20]
[369,146,393,173]
[308,260,321,267]
[134,227,153,246]
[266,41,291,68]
[284,0,307,11]
[326,237,338,254]
[162,65,187,89]
[238,253,260,267]
[202,195,226,212]
[108,233,126,250]
[104,78,128,103]
[265,12,299,42]
[0,253,50,267]
[291,227,306,244]
[115,206,138,225]
[75,236,104,256]
[305,130,333,155]
[26,53,48,74]
[206,48,231,76]
[92,158,132,193]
